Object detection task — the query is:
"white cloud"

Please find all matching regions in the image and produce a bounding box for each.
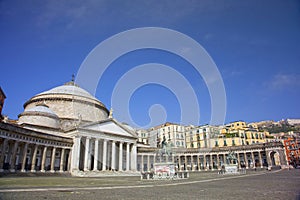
[266,73,300,90]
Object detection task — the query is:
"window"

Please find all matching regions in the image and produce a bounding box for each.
[215,141,219,147]
[232,140,235,146]
[224,140,227,146]
[197,142,201,148]
[242,140,245,145]
[255,133,258,139]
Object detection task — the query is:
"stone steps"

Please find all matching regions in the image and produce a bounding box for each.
[71,170,141,177]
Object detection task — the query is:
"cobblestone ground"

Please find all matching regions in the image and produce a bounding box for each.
[0,169,299,200]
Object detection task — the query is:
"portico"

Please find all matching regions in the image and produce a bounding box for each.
[67,119,137,175]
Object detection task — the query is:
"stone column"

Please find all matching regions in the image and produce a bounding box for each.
[93,139,99,171]
[88,140,93,170]
[67,149,72,171]
[210,154,213,171]
[41,146,48,172]
[31,145,38,172]
[59,148,65,172]
[9,141,19,172]
[216,154,220,170]
[111,141,116,171]
[141,154,144,172]
[191,155,194,171]
[6,142,12,169]
[0,138,8,171]
[147,155,150,172]
[50,147,56,172]
[178,155,182,171]
[84,137,90,171]
[204,154,207,171]
[118,142,123,171]
[244,152,249,169]
[184,155,188,171]
[259,151,263,168]
[106,141,111,170]
[197,155,201,171]
[223,154,226,165]
[126,143,130,171]
[237,152,241,169]
[21,143,28,172]
[102,140,107,171]
[130,144,137,171]
[251,151,255,168]
[71,136,81,171]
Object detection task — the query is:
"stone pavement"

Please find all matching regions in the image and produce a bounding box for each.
[0,169,299,200]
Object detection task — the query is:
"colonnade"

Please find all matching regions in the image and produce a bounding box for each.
[71,136,137,172]
[137,149,269,172]
[0,138,72,172]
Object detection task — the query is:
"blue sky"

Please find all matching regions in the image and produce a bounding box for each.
[0,0,299,127]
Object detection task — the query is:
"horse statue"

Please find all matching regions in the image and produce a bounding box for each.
[156,137,173,160]
[226,151,237,165]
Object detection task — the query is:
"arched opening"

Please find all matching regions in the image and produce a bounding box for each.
[270,151,281,166]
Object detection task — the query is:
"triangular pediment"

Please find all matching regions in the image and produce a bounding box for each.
[79,119,137,139]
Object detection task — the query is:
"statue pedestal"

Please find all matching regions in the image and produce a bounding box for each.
[225,164,239,174]
[141,162,189,180]
[153,162,175,179]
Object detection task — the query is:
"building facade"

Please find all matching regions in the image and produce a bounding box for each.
[0,81,138,176]
[0,82,290,176]
[283,137,300,167]
[148,122,186,148]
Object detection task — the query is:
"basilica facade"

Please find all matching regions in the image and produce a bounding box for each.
[0,81,138,176]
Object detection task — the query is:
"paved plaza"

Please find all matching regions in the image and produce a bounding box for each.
[0,169,299,200]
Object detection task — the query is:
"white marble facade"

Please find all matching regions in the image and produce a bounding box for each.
[66,119,138,174]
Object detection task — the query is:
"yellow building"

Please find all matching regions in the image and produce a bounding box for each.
[185,125,219,149]
[186,121,268,149]
[218,121,268,147]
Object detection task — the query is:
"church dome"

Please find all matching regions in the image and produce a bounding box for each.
[39,82,97,100]
[18,103,60,129]
[22,81,109,126]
